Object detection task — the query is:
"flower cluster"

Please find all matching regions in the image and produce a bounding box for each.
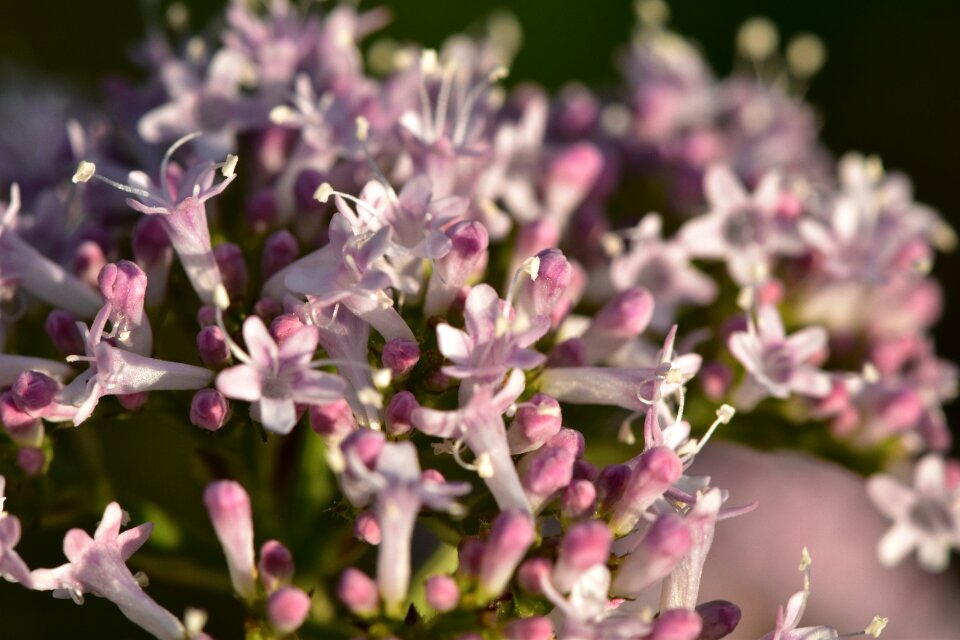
[0,0,956,638]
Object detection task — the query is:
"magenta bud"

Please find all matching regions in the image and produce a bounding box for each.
[695,601,741,640]
[589,287,654,338]
[254,297,283,323]
[191,389,230,431]
[204,480,257,602]
[503,616,554,640]
[426,221,489,316]
[259,540,296,591]
[552,521,611,591]
[1,392,37,433]
[12,371,58,414]
[516,557,552,594]
[649,608,702,640]
[17,447,45,476]
[340,429,384,469]
[117,392,149,411]
[596,463,631,510]
[247,189,278,233]
[573,459,599,482]
[553,84,600,138]
[98,261,147,317]
[424,575,460,612]
[45,310,84,355]
[132,216,171,266]
[560,479,597,520]
[517,248,572,319]
[196,305,218,327]
[698,362,732,401]
[74,240,107,288]
[507,393,562,454]
[270,313,305,346]
[611,513,693,598]
[294,169,325,211]
[337,568,379,616]
[353,510,381,545]
[545,428,585,458]
[547,337,587,367]
[262,229,299,279]
[610,447,682,535]
[478,509,535,599]
[309,398,357,440]
[381,339,420,375]
[548,143,602,193]
[214,243,248,300]
[197,326,229,366]
[384,391,417,436]
[522,447,575,506]
[268,586,311,634]
[457,538,486,577]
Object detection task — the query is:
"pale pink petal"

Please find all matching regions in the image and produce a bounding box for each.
[917,539,951,572]
[789,367,832,398]
[877,522,918,567]
[756,305,785,341]
[866,475,915,519]
[217,364,264,402]
[914,454,946,496]
[704,164,747,210]
[242,316,279,368]
[94,503,125,541]
[289,370,347,404]
[436,324,472,362]
[257,396,298,435]
[278,325,320,364]
[464,284,500,344]
[786,327,828,362]
[410,407,464,439]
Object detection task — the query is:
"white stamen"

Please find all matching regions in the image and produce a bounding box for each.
[600,232,624,257]
[326,446,345,473]
[166,2,189,31]
[475,452,495,478]
[420,49,439,75]
[213,284,231,311]
[862,362,880,384]
[737,17,779,62]
[355,116,370,142]
[799,546,812,571]
[664,368,683,385]
[520,256,541,281]
[487,65,509,82]
[314,183,334,203]
[270,105,297,125]
[184,608,208,637]
[133,571,150,588]
[786,34,826,79]
[372,368,392,389]
[221,155,238,179]
[618,420,637,445]
[72,161,97,184]
[736,285,755,310]
[864,616,888,638]
[636,0,670,27]
[716,404,735,424]
[186,36,205,63]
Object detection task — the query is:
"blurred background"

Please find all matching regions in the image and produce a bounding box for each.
[1,0,958,636]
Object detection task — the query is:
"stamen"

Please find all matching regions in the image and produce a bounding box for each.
[160,131,203,198]
[1,183,20,227]
[863,616,888,638]
[72,161,97,184]
[213,283,231,311]
[221,154,239,179]
[214,307,251,365]
[88,173,155,200]
[475,452,495,478]
[786,34,826,79]
[269,105,298,125]
[737,17,779,63]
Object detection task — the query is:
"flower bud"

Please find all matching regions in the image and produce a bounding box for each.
[516,557,552,594]
[309,398,357,440]
[45,310,84,356]
[254,297,283,323]
[560,479,597,520]
[596,463,631,510]
[340,429,384,470]
[517,249,572,319]
[546,428,585,458]
[294,169,326,212]
[197,326,229,366]
[190,389,229,431]
[270,313,305,346]
[337,568,379,616]
[648,608,702,640]
[382,338,420,375]
[426,221,489,316]
[695,601,741,640]
[552,520,612,592]
[74,240,107,288]
[247,189,278,233]
[132,216,171,267]
[503,616,553,640]
[609,447,682,535]
[457,538,486,577]
[262,229,299,279]
[204,480,257,602]
[522,447,575,511]
[611,512,692,597]
[1,392,37,433]
[424,575,459,612]
[516,219,560,262]
[259,540,295,592]
[545,142,603,215]
[421,469,446,484]
[573,459,599,481]
[12,371,58,414]
[99,261,148,320]
[507,393,562,454]
[17,447,45,476]
[547,337,587,367]
[385,391,417,436]
[353,510,381,545]
[582,287,654,361]
[118,392,149,411]
[698,362,732,401]
[478,510,535,599]
[196,305,218,327]
[267,586,311,635]
[214,243,248,301]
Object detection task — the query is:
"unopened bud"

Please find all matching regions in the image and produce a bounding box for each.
[259,540,295,591]
[384,391,417,436]
[309,398,357,441]
[477,509,535,599]
[197,326,229,366]
[204,480,257,601]
[262,230,298,279]
[424,575,459,612]
[190,389,229,431]
[382,338,420,375]
[354,510,381,545]
[337,568,379,616]
[267,586,310,635]
[214,243,248,301]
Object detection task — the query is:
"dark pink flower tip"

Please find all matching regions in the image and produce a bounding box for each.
[522,447,575,495]
[457,538,486,577]
[74,240,107,287]
[353,510,381,545]
[132,216,171,266]
[0,392,36,432]
[480,509,536,594]
[695,600,741,640]
[197,326,229,366]
[340,429,384,469]
[267,586,311,634]
[649,608,702,640]
[294,169,326,211]
[503,616,554,640]
[117,392,149,411]
[545,428,585,458]
[548,142,603,192]
[12,371,58,413]
[259,540,295,589]
[98,260,148,314]
[262,229,299,279]
[337,567,379,616]
[247,189,278,234]
[572,459,599,482]
[591,287,654,337]
[559,521,612,571]
[190,389,230,431]
[644,513,694,558]
[560,479,597,520]
[547,338,587,367]
[421,469,446,484]
[424,575,460,612]
[945,460,960,492]
[309,398,356,439]
[45,310,85,356]
[516,557,552,594]
[441,221,489,269]
[513,394,562,444]
[213,243,249,300]
[17,447,45,476]
[381,339,420,375]
[270,313,305,346]
[385,391,418,436]
[519,248,572,318]
[596,463,631,508]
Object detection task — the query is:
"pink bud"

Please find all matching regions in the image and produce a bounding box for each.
[214,243,248,300]
[426,221,489,316]
[337,568,379,616]
[560,479,597,520]
[554,84,600,138]
[204,480,257,601]
[695,600,741,640]
[522,447,575,508]
[507,393,562,454]
[382,339,420,375]
[45,310,84,355]
[424,575,459,612]
[503,616,554,640]
[117,392,149,411]
[573,459,599,482]
[74,240,107,288]
[515,220,560,263]
[516,557,552,594]
[945,460,960,492]
[590,287,654,338]
[294,169,325,212]
[457,538,486,577]
[547,143,603,201]
[384,391,417,436]
[545,428,584,458]
[340,429,384,469]
[12,371,58,414]
[270,313,305,346]
[197,326,229,366]
[254,297,283,323]
[309,398,357,440]
[478,509,535,599]
[191,389,230,431]
[421,468,446,484]
[98,261,148,318]
[698,362,732,401]
[648,608,702,640]
[878,389,924,432]
[596,463,631,510]
[547,338,587,367]
[267,586,311,634]
[0,392,37,433]
[17,447,45,476]
[517,249,572,319]
[132,216,171,266]
[262,229,299,279]
[196,305,218,327]
[610,447,682,535]
[611,512,693,598]
[552,521,612,591]
[247,189,278,233]
[354,510,381,545]
[259,540,295,591]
